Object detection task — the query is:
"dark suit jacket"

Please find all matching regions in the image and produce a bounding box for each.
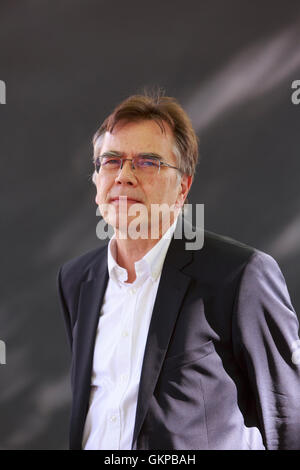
[57,224,300,450]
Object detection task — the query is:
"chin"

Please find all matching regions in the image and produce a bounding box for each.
[115,216,151,239]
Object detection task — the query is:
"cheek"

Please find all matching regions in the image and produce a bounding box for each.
[95,179,109,200]
[143,181,160,204]
[95,184,102,203]
[148,177,178,201]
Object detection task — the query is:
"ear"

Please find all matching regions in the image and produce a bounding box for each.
[176,174,193,207]
[92,170,97,185]
[94,173,100,205]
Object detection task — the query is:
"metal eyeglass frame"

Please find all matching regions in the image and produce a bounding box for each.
[94,155,183,174]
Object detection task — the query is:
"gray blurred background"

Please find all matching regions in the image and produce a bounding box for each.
[0,0,299,449]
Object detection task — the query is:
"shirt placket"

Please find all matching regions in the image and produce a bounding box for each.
[109,282,138,448]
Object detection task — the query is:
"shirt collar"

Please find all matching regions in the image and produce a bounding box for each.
[107,217,178,284]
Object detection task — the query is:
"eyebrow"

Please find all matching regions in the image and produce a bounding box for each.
[99,150,163,161]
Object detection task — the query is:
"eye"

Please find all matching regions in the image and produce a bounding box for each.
[137,157,160,168]
[101,157,120,167]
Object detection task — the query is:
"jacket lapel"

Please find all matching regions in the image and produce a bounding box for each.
[132,234,194,448]
[70,247,109,449]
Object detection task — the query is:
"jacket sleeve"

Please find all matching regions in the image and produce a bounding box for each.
[232,251,300,450]
[57,265,73,351]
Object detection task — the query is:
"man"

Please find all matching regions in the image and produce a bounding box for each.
[57,92,300,450]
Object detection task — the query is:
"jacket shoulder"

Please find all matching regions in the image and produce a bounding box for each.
[203,230,255,258]
[199,230,255,262]
[188,230,264,283]
[59,244,108,287]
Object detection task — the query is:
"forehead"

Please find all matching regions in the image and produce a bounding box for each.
[94,120,175,156]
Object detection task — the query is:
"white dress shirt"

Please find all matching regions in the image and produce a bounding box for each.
[82,218,178,450]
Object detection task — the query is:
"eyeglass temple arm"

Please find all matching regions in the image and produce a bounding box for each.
[161,161,182,172]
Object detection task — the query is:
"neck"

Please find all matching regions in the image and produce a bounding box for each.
[113,217,177,283]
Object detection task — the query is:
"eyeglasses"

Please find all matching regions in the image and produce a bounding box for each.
[94,154,182,176]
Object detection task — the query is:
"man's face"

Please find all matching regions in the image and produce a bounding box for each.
[94,119,192,237]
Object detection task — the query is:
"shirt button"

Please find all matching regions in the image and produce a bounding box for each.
[122,331,129,337]
[121,373,128,382]
[130,288,137,295]
[110,415,117,423]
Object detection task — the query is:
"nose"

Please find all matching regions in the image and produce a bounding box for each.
[114,159,137,186]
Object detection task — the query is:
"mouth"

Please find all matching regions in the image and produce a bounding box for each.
[109,196,143,204]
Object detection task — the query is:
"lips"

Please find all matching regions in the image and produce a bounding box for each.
[109,196,142,203]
